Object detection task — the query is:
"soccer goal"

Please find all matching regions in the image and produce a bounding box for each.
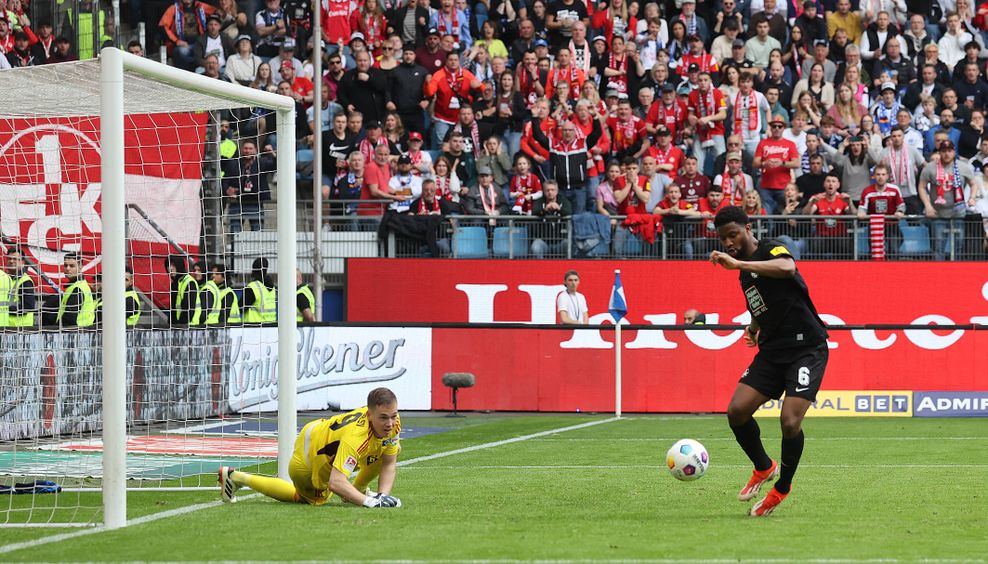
[0,48,297,530]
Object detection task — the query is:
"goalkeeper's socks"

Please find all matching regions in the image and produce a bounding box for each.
[774,430,804,494]
[237,472,298,503]
[730,417,773,472]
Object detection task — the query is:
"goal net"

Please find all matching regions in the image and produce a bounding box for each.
[0,49,297,529]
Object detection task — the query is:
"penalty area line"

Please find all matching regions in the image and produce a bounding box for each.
[0,417,622,555]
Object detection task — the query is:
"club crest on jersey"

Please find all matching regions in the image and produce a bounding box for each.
[382,436,399,446]
[343,455,358,472]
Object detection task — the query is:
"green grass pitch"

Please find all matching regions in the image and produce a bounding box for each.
[1,414,987,562]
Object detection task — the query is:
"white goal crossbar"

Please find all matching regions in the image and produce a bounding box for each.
[98,48,298,530]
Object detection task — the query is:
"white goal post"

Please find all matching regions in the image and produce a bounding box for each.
[0,49,297,530]
[99,48,298,530]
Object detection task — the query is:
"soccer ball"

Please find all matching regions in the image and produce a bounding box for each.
[666,439,709,481]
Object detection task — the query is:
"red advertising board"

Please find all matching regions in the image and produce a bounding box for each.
[348,259,988,412]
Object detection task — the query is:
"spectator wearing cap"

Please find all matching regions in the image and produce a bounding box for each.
[714,151,754,207]
[710,19,741,65]
[31,20,54,64]
[194,14,235,70]
[721,37,755,74]
[744,19,781,70]
[871,81,902,137]
[387,154,424,213]
[678,33,718,78]
[425,50,483,148]
[545,0,589,50]
[800,39,837,83]
[358,120,397,163]
[6,30,37,67]
[430,0,471,50]
[876,36,915,87]
[795,1,827,44]
[278,59,314,106]
[387,44,431,135]
[754,114,801,214]
[158,0,216,70]
[46,35,76,63]
[403,131,434,176]
[672,0,709,46]
[416,27,448,72]
[389,0,430,48]
[646,125,685,188]
[226,35,263,85]
[255,0,287,58]
[918,138,975,259]
[464,166,510,216]
[338,50,389,122]
[269,40,302,82]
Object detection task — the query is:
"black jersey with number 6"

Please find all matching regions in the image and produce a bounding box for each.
[739,239,828,350]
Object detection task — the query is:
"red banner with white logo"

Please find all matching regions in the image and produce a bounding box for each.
[348,259,988,412]
[0,113,206,305]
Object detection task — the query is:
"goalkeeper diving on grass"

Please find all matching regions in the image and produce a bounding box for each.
[218,387,402,508]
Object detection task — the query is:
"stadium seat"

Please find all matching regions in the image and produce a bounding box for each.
[623,233,644,256]
[492,226,528,258]
[899,222,932,257]
[296,149,314,181]
[452,226,489,258]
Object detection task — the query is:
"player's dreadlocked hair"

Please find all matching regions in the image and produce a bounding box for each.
[713,206,749,229]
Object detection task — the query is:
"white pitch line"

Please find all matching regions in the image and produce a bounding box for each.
[398,463,988,470]
[0,417,622,556]
[530,437,988,441]
[395,417,621,467]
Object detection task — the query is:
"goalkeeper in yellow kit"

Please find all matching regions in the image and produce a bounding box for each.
[218,387,402,508]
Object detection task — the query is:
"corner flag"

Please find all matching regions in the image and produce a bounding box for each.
[608,270,627,322]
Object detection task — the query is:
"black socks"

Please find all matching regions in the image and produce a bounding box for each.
[774,430,805,494]
[730,417,773,472]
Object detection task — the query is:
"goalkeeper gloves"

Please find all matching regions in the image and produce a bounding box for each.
[362,492,402,508]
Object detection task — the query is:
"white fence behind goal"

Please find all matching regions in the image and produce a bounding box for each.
[0,49,297,529]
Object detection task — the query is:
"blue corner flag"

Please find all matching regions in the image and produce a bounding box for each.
[608,271,627,322]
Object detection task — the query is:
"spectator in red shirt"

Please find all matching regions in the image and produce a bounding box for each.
[804,173,856,258]
[687,72,728,177]
[279,59,313,107]
[320,0,352,47]
[673,156,711,207]
[425,50,483,149]
[858,163,906,219]
[754,114,801,214]
[607,99,650,161]
[545,47,586,100]
[360,143,398,217]
[646,83,689,146]
[647,126,684,188]
[654,182,701,258]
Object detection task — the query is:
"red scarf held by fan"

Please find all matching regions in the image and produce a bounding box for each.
[935,158,965,205]
[437,8,459,39]
[417,196,441,214]
[552,64,579,97]
[720,171,746,206]
[733,90,759,134]
[608,53,628,92]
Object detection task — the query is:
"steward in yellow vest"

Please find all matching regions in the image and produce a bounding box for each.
[166,255,199,325]
[295,269,315,322]
[51,253,96,328]
[242,257,276,324]
[191,265,241,326]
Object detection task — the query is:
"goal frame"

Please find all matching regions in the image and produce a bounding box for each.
[99,48,298,530]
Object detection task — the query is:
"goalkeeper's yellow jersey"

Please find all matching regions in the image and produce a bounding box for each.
[297,407,401,492]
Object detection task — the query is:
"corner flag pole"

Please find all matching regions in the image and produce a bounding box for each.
[608,270,628,418]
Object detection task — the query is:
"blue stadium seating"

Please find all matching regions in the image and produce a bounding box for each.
[452,226,489,258]
[492,226,528,258]
[296,149,314,182]
[899,221,932,257]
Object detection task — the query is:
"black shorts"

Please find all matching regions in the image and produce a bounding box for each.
[739,343,829,402]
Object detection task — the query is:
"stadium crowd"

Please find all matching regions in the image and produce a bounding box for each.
[5,0,988,258]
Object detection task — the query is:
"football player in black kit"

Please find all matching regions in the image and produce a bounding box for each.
[709,206,829,517]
